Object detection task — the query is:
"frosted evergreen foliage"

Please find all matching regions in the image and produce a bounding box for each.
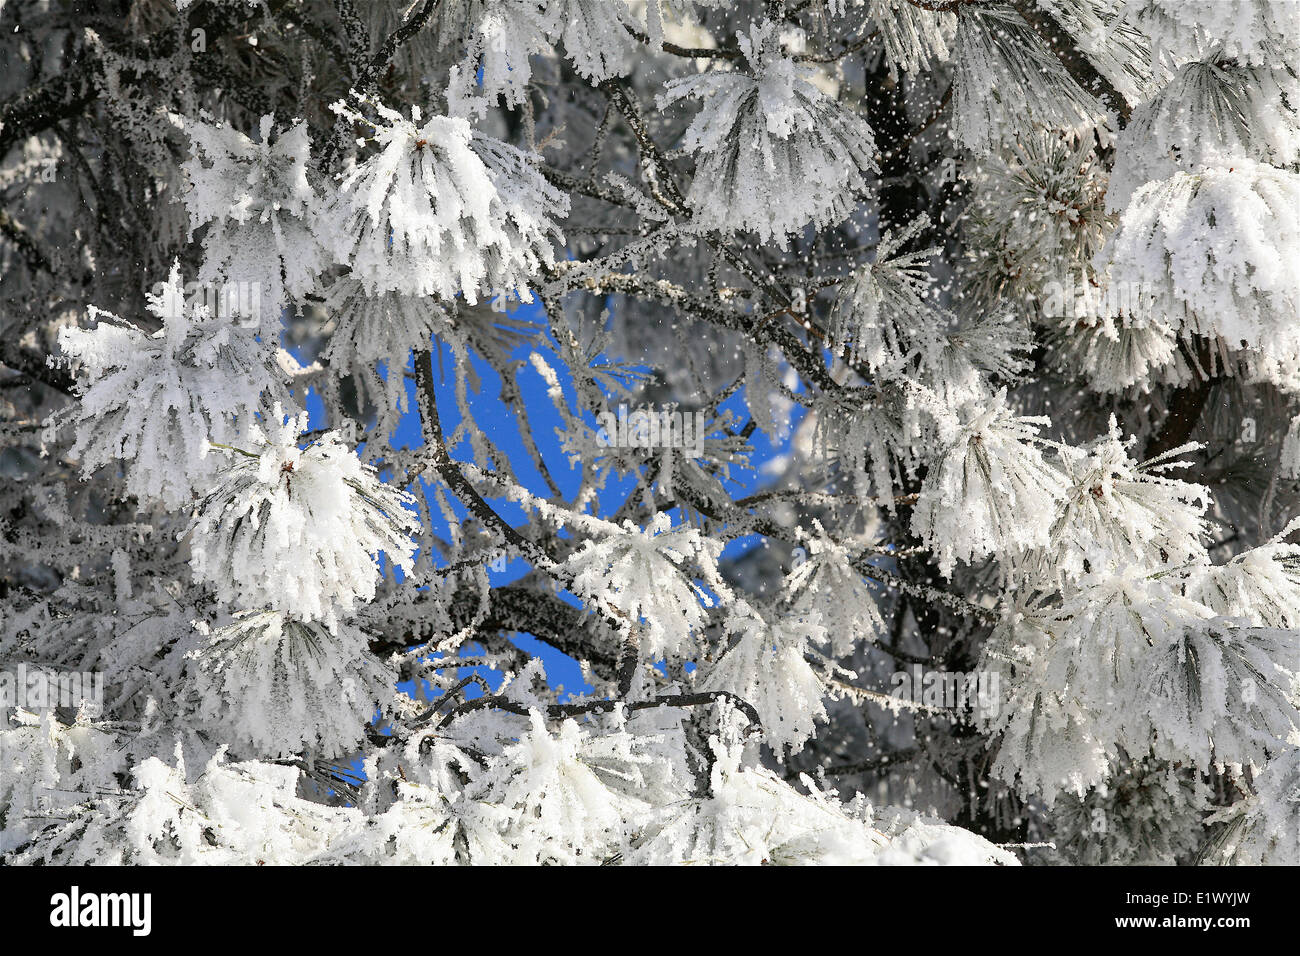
[965,132,1114,315]
[984,568,1299,803]
[866,0,955,74]
[55,263,285,511]
[1100,161,1300,380]
[657,22,877,245]
[9,0,1300,868]
[1203,747,1300,865]
[1057,311,1183,394]
[321,276,448,437]
[12,750,357,865]
[181,114,327,329]
[911,391,1066,577]
[1038,424,1209,583]
[1186,532,1300,629]
[1049,761,1211,865]
[1130,0,1300,67]
[698,603,831,754]
[184,612,393,759]
[326,100,567,302]
[188,410,419,631]
[0,711,123,855]
[784,526,886,656]
[831,214,943,372]
[1108,59,1300,211]
[951,5,1108,154]
[563,513,722,660]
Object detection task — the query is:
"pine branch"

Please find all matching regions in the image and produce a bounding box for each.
[437,689,763,733]
[1006,0,1132,127]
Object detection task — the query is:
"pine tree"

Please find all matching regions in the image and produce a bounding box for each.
[1,0,1297,866]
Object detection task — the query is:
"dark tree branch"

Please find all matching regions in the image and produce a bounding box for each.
[413,348,556,570]
[362,0,443,88]
[0,55,96,162]
[1144,380,1215,461]
[1007,0,1132,127]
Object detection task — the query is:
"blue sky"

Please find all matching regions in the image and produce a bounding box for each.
[298,298,797,717]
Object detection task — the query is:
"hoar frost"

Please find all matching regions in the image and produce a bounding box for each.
[55,263,285,511]
[326,99,567,302]
[10,0,1300,869]
[657,22,877,245]
[188,409,418,631]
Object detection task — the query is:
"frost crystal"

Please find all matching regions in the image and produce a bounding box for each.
[181,114,327,331]
[55,263,285,511]
[657,22,877,245]
[185,612,392,759]
[699,603,830,755]
[1039,422,1208,582]
[188,409,418,630]
[321,275,448,437]
[1100,161,1300,362]
[564,513,722,660]
[912,391,1066,576]
[1130,0,1300,67]
[951,5,1108,154]
[325,100,567,302]
[1108,60,1300,211]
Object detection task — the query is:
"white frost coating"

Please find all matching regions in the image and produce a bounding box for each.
[785,525,886,657]
[1128,0,1300,67]
[12,715,1018,866]
[1108,60,1300,211]
[911,390,1066,577]
[13,749,358,865]
[558,0,640,82]
[984,567,1300,803]
[870,807,1020,866]
[983,569,1205,802]
[831,214,942,373]
[184,612,392,759]
[325,99,567,302]
[447,0,637,108]
[866,0,954,74]
[657,22,877,245]
[1036,421,1208,583]
[980,611,1113,804]
[479,712,640,863]
[445,3,553,109]
[698,603,830,755]
[321,275,447,436]
[1186,538,1300,629]
[188,408,418,631]
[1145,622,1299,773]
[950,5,1106,154]
[0,711,123,855]
[1099,161,1300,369]
[55,262,286,511]
[181,114,327,331]
[1059,311,1182,394]
[1203,747,1300,865]
[563,512,722,660]
[627,714,1016,865]
[17,2,1300,869]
